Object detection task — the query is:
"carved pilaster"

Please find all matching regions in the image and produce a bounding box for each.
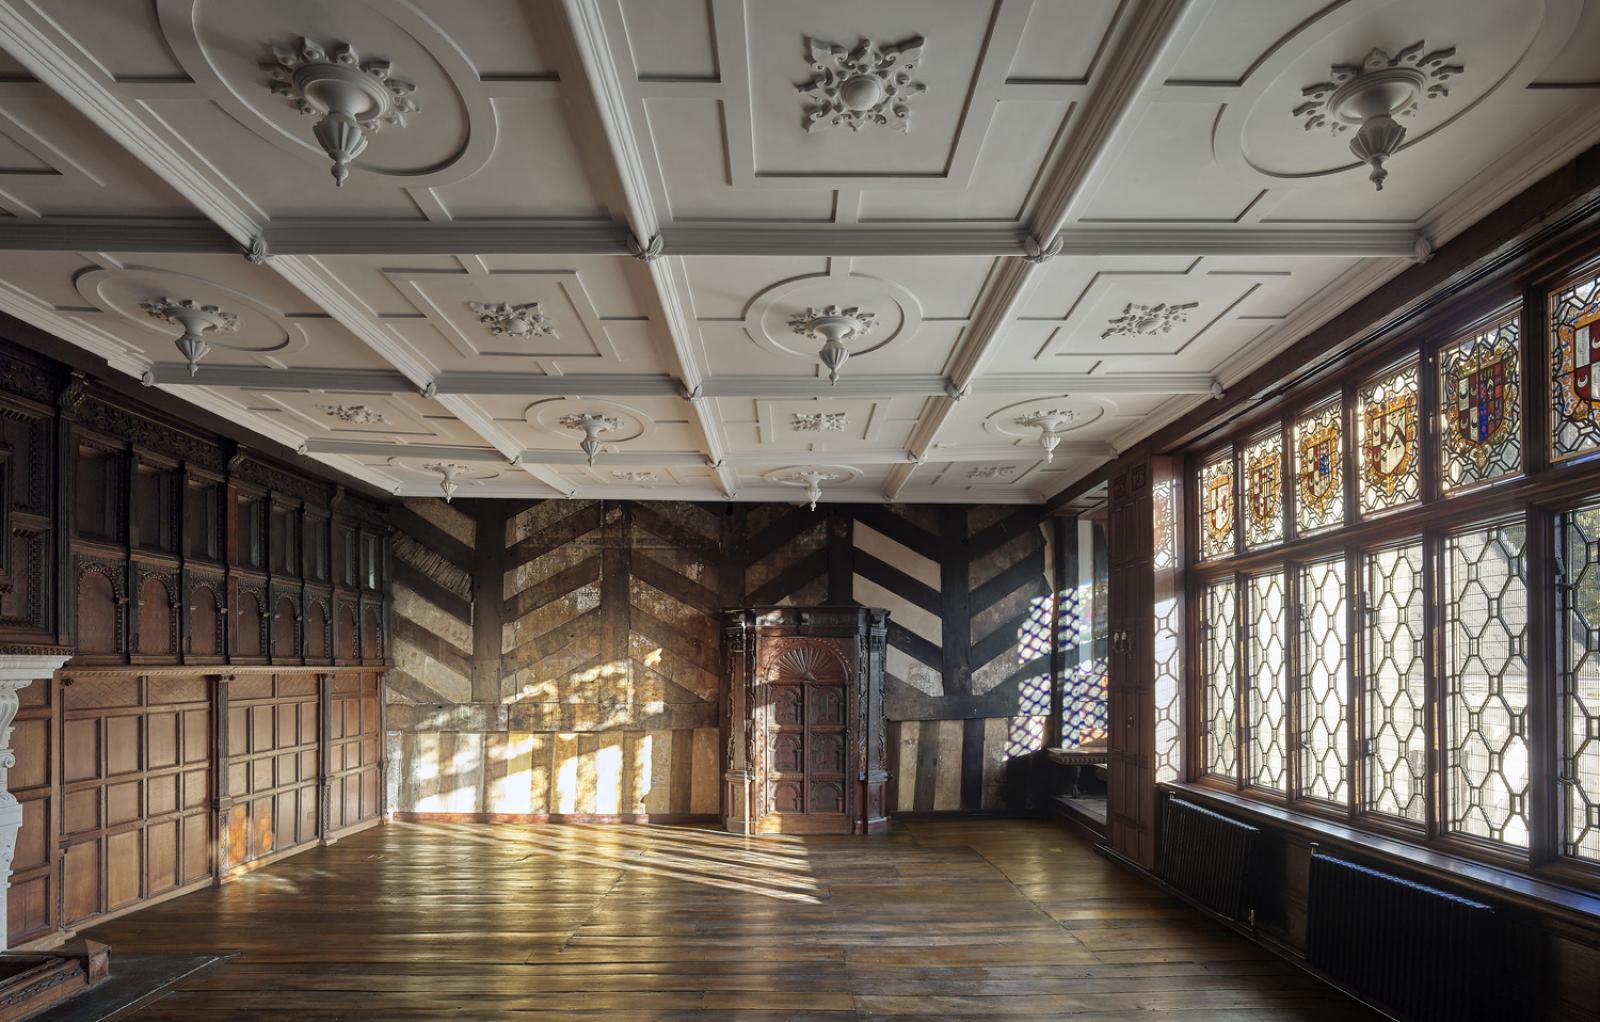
[0,649,70,950]
[722,611,756,834]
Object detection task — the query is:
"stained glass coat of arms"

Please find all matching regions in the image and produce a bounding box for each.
[1294,401,1344,534]
[1440,319,1521,493]
[1243,430,1284,549]
[1551,271,1600,459]
[1358,362,1420,514]
[1198,454,1235,561]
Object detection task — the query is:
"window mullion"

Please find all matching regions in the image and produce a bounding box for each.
[1235,572,1247,790]
[1424,527,1443,842]
[1347,544,1362,822]
[1527,505,1557,865]
[1287,556,1302,801]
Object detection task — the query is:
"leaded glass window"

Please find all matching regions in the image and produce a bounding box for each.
[1247,571,1288,791]
[1551,270,1600,460]
[1298,557,1348,804]
[1445,521,1530,847]
[1203,579,1238,779]
[1440,319,1521,493]
[1362,542,1427,823]
[1559,503,1600,862]
[1294,400,1344,535]
[1152,478,1182,784]
[1243,430,1284,549]
[1198,453,1235,561]
[1358,361,1420,515]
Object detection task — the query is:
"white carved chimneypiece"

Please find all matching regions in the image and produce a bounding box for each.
[0,650,70,951]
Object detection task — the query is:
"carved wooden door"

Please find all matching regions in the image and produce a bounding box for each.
[758,642,851,832]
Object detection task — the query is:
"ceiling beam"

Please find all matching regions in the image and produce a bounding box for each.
[0,215,1424,259]
[885,0,1198,500]
[303,437,1116,466]
[560,0,738,498]
[145,363,1223,400]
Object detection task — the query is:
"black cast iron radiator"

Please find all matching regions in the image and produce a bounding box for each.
[1156,797,1259,920]
[1307,853,1500,1022]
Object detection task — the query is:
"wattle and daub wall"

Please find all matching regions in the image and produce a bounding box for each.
[388,498,1056,819]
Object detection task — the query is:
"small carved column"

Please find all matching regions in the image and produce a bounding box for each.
[210,674,234,881]
[317,672,334,843]
[859,609,890,833]
[0,650,71,951]
[722,611,756,834]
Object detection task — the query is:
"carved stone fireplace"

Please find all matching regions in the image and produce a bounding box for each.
[722,607,888,835]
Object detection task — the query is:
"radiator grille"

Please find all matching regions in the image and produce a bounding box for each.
[1156,797,1259,920]
[1308,853,1500,1022]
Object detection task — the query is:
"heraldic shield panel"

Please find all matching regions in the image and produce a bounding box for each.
[1440,317,1522,492]
[1552,270,1600,460]
[1358,361,1421,516]
[1294,399,1344,535]
[1198,452,1236,562]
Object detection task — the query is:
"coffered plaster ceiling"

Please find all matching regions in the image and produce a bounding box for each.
[0,0,1593,503]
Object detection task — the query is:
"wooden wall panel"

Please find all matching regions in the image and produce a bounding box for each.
[6,680,54,946]
[325,671,383,835]
[58,674,211,928]
[222,673,318,870]
[389,498,1057,818]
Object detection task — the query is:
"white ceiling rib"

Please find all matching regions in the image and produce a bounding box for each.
[0,0,1588,504]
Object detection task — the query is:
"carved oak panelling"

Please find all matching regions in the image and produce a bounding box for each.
[133,567,179,657]
[270,585,301,662]
[185,573,225,658]
[74,558,125,657]
[59,675,212,928]
[304,595,331,662]
[222,673,319,869]
[325,671,383,834]
[233,581,267,660]
[333,596,358,662]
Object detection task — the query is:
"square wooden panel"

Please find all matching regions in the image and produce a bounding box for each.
[105,780,141,827]
[106,829,142,910]
[276,703,298,746]
[182,768,208,811]
[106,715,140,776]
[183,708,208,764]
[14,798,47,873]
[146,773,177,817]
[62,788,99,836]
[227,706,248,758]
[60,841,100,926]
[250,706,273,753]
[62,718,100,783]
[10,718,48,790]
[181,814,210,884]
[8,873,51,946]
[145,818,178,896]
[146,711,178,770]
[225,804,248,869]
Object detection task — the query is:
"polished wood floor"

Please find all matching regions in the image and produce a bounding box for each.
[85,818,1375,1020]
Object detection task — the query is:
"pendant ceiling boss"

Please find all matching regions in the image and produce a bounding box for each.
[139,297,240,376]
[789,305,876,385]
[1295,42,1462,191]
[264,38,419,187]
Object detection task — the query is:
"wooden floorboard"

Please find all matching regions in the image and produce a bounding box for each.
[83,817,1376,1019]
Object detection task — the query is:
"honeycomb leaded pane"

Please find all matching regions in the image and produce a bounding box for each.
[1248,571,1288,791]
[1298,557,1348,804]
[1294,400,1344,535]
[1440,318,1522,493]
[1362,542,1427,822]
[1204,579,1239,779]
[1445,521,1531,847]
[1152,478,1182,784]
[1560,504,1600,862]
[1198,453,1235,561]
[1243,430,1284,550]
[1358,361,1421,515]
[1550,271,1600,460]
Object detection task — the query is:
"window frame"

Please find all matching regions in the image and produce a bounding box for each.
[1180,263,1600,892]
